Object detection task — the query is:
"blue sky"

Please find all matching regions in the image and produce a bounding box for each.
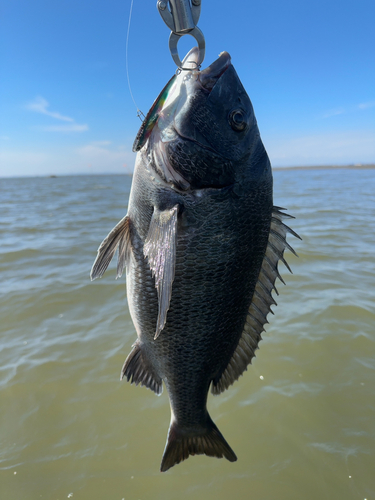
[1,0,374,177]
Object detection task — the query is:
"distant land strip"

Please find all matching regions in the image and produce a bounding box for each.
[4,164,374,179]
[273,164,375,171]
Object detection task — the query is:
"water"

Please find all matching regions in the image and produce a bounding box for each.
[1,170,374,500]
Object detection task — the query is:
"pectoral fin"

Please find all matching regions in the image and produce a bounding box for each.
[90,215,132,280]
[143,205,179,339]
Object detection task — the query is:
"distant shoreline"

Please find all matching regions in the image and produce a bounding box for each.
[273,164,375,171]
[1,164,374,179]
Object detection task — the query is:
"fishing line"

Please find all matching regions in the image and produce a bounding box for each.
[126,0,145,121]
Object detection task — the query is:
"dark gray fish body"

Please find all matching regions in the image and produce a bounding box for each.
[91,48,299,471]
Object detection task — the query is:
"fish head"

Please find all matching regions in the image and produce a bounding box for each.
[174,49,258,161]
[136,48,269,190]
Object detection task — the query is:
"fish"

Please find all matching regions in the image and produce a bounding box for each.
[91,47,300,472]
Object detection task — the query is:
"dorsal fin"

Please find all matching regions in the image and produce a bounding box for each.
[211,207,301,395]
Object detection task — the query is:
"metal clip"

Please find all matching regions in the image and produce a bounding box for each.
[157,0,205,69]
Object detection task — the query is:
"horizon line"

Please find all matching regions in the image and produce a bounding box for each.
[1,163,374,179]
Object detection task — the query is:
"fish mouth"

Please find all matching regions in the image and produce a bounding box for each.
[199,51,232,91]
[180,48,232,91]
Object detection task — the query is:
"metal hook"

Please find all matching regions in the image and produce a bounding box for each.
[157,0,205,69]
[176,58,201,75]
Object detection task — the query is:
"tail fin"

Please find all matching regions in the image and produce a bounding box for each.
[160,414,237,472]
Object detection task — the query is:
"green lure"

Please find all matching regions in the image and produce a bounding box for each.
[132,74,177,152]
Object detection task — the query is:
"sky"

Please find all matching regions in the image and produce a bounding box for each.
[1,0,374,177]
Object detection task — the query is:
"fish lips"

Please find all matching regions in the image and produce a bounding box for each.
[181,47,232,91]
[199,51,232,91]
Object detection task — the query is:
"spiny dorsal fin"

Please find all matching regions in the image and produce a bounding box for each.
[211,207,301,395]
[90,215,132,280]
[143,205,179,340]
[121,341,163,395]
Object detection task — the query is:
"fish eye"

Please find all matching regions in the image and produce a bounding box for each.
[229,109,248,132]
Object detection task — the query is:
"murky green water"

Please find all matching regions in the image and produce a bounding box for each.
[1,170,374,500]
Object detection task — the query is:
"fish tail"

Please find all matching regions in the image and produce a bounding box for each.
[160,414,237,472]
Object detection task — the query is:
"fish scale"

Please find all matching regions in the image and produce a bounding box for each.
[91,47,300,472]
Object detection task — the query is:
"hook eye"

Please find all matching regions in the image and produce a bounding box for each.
[169,27,205,69]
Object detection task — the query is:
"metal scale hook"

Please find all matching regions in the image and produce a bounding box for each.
[157,0,206,69]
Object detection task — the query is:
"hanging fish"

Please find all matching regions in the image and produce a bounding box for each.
[91,48,300,472]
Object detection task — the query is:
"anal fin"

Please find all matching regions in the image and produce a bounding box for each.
[143,205,179,339]
[121,342,162,395]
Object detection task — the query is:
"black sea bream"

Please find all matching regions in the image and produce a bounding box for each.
[91,48,300,472]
